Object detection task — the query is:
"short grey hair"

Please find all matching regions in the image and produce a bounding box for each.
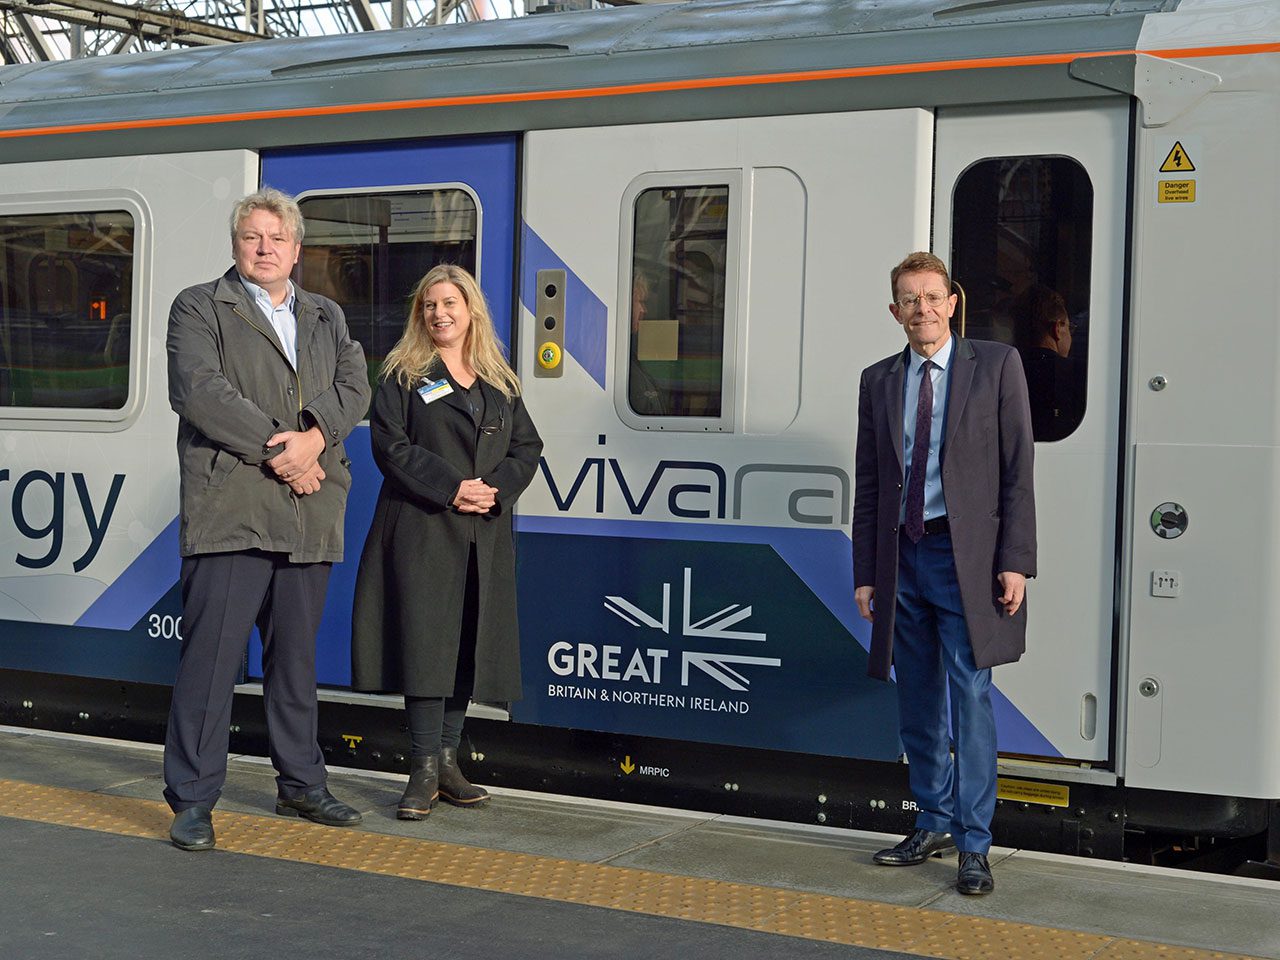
[229,187,305,244]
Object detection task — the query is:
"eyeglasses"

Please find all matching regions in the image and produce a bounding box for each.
[895,291,952,310]
[480,410,505,436]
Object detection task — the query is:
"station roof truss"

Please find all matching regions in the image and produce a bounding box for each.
[0,0,647,62]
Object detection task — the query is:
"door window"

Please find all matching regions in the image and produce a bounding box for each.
[297,188,479,393]
[628,185,730,420]
[951,157,1093,442]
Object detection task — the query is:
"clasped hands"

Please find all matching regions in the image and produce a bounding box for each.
[453,478,498,514]
[267,426,327,495]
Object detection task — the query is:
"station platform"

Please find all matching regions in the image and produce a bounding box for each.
[1,725,1275,960]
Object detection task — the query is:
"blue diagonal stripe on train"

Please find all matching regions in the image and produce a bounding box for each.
[75,517,180,631]
[520,222,608,390]
[513,513,1060,759]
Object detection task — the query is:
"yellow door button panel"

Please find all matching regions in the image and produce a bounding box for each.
[538,342,562,369]
[534,268,565,379]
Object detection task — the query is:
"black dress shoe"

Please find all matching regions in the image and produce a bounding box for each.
[956,851,995,895]
[170,806,215,851]
[438,746,490,807]
[873,828,955,866]
[275,786,363,826]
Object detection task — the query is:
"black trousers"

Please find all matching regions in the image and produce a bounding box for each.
[163,551,331,812]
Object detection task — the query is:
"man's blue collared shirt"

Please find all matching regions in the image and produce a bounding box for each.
[239,275,298,370]
[900,335,953,524]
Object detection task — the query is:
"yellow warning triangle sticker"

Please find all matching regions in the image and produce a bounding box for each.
[1159,141,1196,173]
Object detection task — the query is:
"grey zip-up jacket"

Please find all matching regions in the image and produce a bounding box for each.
[167,268,370,563]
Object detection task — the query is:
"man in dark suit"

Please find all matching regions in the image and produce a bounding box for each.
[852,251,1036,895]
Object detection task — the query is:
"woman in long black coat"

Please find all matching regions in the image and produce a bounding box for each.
[351,264,542,820]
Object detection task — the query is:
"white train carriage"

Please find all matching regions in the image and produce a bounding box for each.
[0,0,1276,870]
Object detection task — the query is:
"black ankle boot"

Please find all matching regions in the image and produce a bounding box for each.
[397,755,439,820]
[438,746,489,807]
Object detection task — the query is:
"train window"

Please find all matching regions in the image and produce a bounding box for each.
[296,187,479,397]
[951,156,1092,442]
[0,211,134,411]
[628,184,730,421]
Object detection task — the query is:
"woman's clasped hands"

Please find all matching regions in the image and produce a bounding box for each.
[453,477,498,514]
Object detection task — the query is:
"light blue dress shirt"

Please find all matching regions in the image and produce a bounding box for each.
[900,334,953,524]
[239,275,298,370]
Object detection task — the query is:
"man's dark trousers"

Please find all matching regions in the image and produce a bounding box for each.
[163,551,331,812]
[894,528,998,855]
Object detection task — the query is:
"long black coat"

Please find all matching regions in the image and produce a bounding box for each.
[852,337,1036,680]
[351,365,543,699]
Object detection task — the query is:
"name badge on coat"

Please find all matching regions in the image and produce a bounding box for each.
[417,377,453,405]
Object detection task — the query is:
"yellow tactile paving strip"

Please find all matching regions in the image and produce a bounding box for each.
[0,778,1260,960]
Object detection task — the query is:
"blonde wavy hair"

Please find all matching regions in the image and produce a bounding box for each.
[382,264,521,399]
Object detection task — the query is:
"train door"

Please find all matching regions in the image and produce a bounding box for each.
[514,111,934,761]
[933,101,1130,763]
[259,137,518,686]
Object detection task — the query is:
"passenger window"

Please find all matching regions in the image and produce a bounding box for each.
[296,188,479,396]
[0,211,134,411]
[628,185,730,420]
[951,157,1092,442]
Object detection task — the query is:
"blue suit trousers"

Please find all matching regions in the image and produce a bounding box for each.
[894,529,997,854]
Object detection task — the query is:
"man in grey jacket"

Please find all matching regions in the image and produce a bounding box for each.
[164,188,371,851]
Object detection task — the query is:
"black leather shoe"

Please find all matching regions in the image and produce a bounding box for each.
[276,786,363,826]
[397,756,439,821]
[956,851,995,895]
[438,746,490,807]
[170,806,215,851]
[872,828,955,866]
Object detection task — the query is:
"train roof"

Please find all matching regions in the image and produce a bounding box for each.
[0,0,1179,101]
[0,0,1264,161]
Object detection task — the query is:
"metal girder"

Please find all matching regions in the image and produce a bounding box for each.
[108,28,134,52]
[23,0,265,41]
[0,24,19,60]
[0,0,526,63]
[348,0,379,30]
[14,9,53,56]
[422,0,463,26]
[0,9,54,62]
[0,2,229,46]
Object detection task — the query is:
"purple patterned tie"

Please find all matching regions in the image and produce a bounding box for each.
[904,360,934,543]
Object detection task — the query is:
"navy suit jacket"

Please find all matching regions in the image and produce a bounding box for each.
[852,336,1036,680]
